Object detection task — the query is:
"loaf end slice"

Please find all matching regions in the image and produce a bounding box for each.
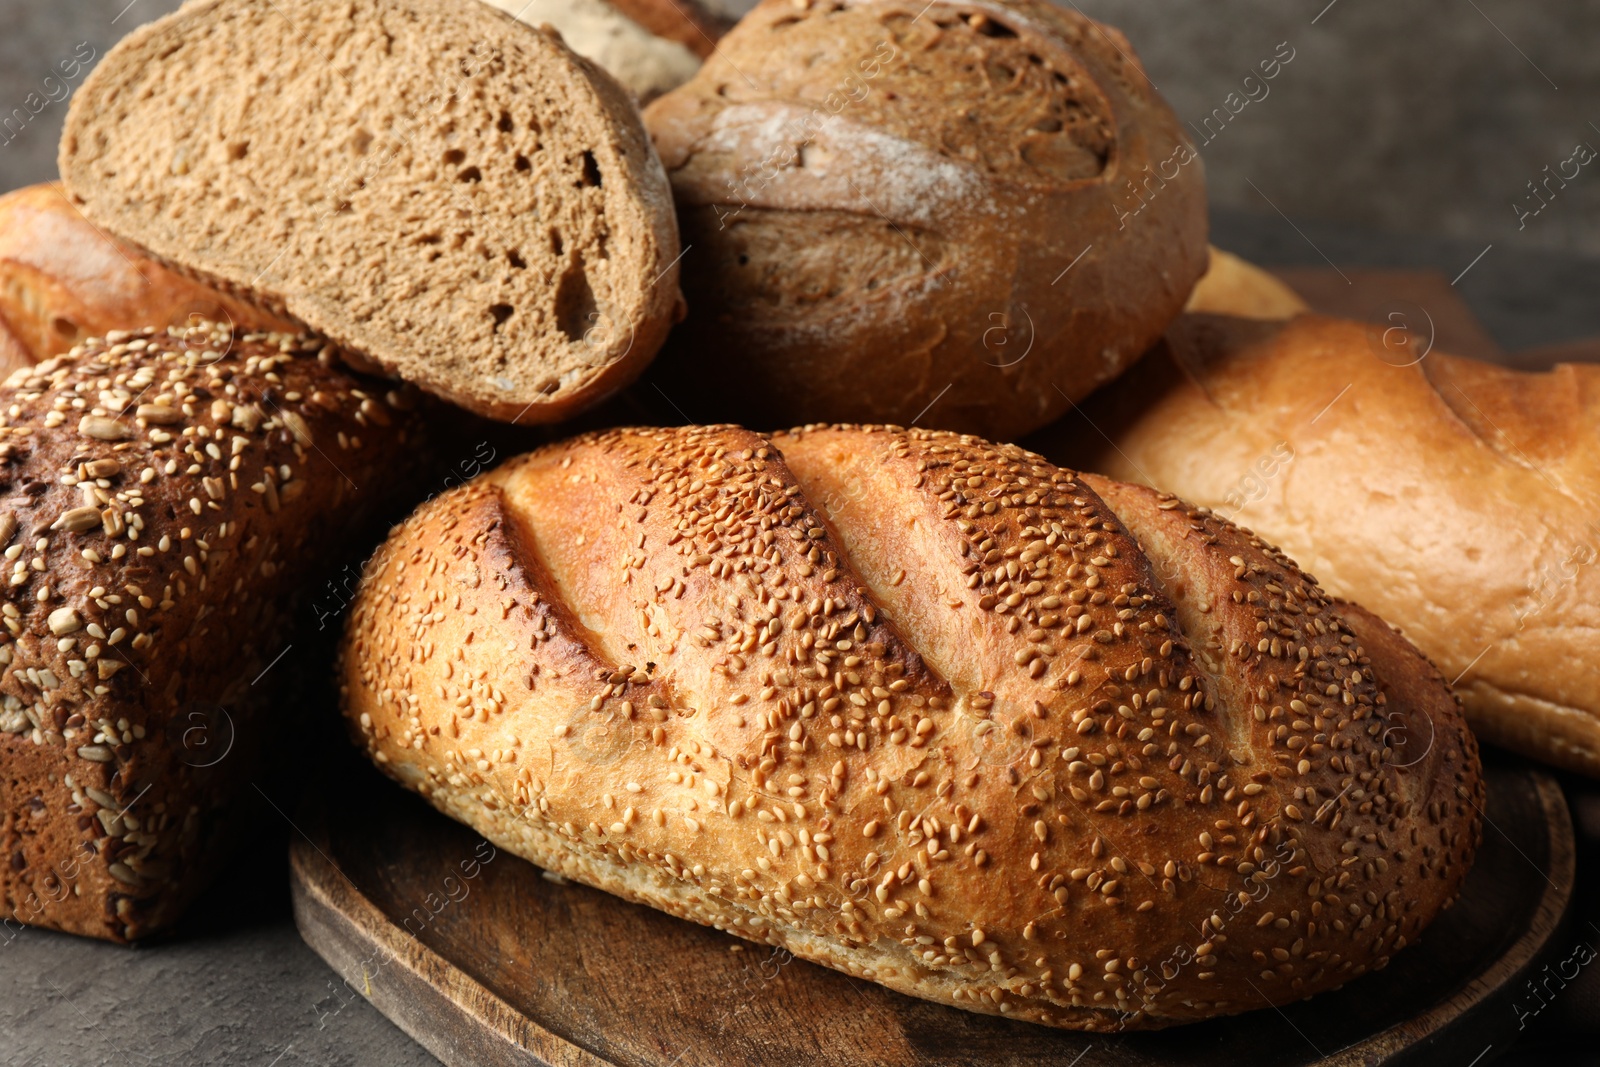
[59,0,683,423]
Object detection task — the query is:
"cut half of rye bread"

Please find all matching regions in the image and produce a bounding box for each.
[59,0,684,423]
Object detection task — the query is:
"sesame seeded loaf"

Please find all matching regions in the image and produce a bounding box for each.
[0,324,427,942]
[642,0,1209,439]
[0,184,298,376]
[58,0,684,424]
[1037,313,1600,779]
[340,423,1482,1029]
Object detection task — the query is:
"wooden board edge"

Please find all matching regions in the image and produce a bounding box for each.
[288,766,1577,1067]
[289,833,616,1067]
[1322,770,1577,1066]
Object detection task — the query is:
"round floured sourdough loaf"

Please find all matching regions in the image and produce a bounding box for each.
[642,0,1208,439]
[339,422,1482,1029]
[0,184,298,376]
[1034,313,1600,779]
[58,0,684,425]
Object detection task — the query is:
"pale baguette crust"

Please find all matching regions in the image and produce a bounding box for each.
[340,424,1481,1029]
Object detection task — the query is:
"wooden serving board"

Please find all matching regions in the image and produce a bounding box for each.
[290,754,1574,1067]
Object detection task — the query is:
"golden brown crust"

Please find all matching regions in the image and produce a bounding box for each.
[0,324,427,942]
[0,184,296,367]
[641,0,1208,439]
[340,423,1481,1029]
[1036,313,1600,778]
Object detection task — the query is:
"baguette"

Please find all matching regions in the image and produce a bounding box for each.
[1034,312,1600,778]
[0,323,427,941]
[0,184,297,373]
[642,0,1208,439]
[59,0,684,424]
[340,422,1481,1029]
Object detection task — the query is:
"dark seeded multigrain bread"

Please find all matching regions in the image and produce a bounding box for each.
[643,0,1208,439]
[340,423,1482,1029]
[0,324,427,942]
[58,0,683,424]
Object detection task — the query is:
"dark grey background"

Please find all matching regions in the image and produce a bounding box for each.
[7,1,1600,259]
[1,3,1598,1066]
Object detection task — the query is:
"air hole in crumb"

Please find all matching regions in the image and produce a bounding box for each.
[418,234,442,245]
[553,266,598,344]
[498,111,514,133]
[351,128,374,155]
[580,151,602,187]
[444,149,466,165]
[975,17,1018,37]
[508,250,526,269]
[537,378,560,396]
[515,155,531,172]
[551,231,564,256]
[227,141,249,161]
[458,166,482,183]
[490,304,515,332]
[737,254,749,266]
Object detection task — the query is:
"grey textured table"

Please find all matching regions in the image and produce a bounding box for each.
[5,1,1600,1065]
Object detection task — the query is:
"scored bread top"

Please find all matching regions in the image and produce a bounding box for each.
[340,423,1482,1029]
[1039,312,1600,778]
[59,0,683,424]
